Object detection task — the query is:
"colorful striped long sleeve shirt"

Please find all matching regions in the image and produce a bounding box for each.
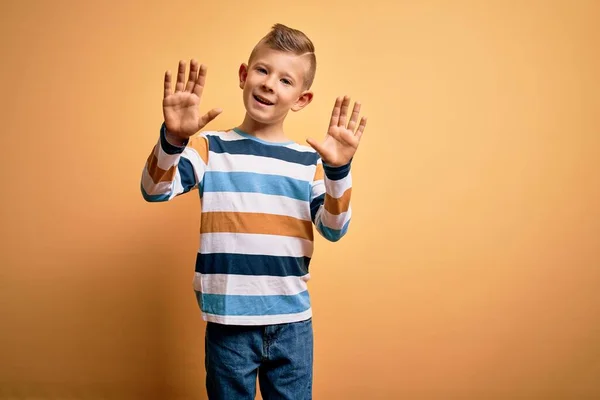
[141,123,353,325]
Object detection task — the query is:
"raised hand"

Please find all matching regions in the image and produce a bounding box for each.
[163,59,222,142]
[306,96,367,167]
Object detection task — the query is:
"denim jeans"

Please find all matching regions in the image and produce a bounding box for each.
[204,318,313,400]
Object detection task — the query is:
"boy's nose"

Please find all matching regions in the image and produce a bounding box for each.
[261,77,276,92]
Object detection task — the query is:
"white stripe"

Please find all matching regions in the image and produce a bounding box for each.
[209,131,317,155]
[206,130,246,142]
[202,309,312,326]
[324,173,352,198]
[208,152,314,181]
[202,192,311,221]
[311,179,325,201]
[194,273,310,295]
[171,170,184,198]
[320,207,352,230]
[156,140,184,170]
[200,233,314,257]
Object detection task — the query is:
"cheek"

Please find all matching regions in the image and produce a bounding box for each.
[243,81,256,95]
[281,89,300,104]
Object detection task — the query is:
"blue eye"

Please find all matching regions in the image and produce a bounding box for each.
[257,67,267,74]
[281,79,292,85]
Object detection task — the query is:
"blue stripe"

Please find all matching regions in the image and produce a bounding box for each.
[141,182,170,202]
[178,157,197,194]
[310,193,325,223]
[207,135,319,166]
[318,220,350,242]
[203,171,311,202]
[198,180,204,198]
[196,253,310,276]
[323,161,351,181]
[199,290,311,316]
[159,123,188,155]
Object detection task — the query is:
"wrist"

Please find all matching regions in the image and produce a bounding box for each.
[165,128,187,147]
[160,123,188,155]
[323,160,352,181]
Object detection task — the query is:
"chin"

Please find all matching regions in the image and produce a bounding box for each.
[244,107,279,125]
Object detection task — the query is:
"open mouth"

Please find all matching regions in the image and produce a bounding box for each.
[253,94,274,106]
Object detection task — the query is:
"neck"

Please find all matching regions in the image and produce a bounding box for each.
[237,114,288,143]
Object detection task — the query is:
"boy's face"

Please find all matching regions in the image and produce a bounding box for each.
[239,46,313,125]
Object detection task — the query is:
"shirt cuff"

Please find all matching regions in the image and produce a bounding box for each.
[323,160,352,181]
[160,122,188,155]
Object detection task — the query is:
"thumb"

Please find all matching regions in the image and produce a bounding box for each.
[306,138,326,158]
[198,108,223,130]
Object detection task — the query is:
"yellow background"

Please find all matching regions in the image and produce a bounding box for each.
[1,0,599,398]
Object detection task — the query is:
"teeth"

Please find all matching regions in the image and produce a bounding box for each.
[254,95,273,105]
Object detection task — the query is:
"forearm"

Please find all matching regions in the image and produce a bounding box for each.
[313,162,353,242]
[141,123,196,202]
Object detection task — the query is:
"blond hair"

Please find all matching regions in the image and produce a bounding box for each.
[249,23,316,89]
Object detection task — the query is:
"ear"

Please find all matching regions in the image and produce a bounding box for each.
[239,63,248,89]
[291,91,314,112]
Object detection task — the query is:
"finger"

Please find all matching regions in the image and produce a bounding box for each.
[347,101,361,132]
[328,97,343,129]
[185,59,198,92]
[175,60,186,92]
[306,138,328,159]
[193,64,208,98]
[338,96,351,127]
[197,107,223,130]
[355,117,367,140]
[163,70,172,99]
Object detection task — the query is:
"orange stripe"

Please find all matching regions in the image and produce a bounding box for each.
[146,146,176,183]
[201,212,313,241]
[324,188,352,215]
[189,135,209,164]
[313,163,324,181]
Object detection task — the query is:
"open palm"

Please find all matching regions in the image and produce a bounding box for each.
[163,59,222,139]
[307,96,367,167]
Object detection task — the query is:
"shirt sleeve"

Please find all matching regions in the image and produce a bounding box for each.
[309,158,352,242]
[141,122,209,202]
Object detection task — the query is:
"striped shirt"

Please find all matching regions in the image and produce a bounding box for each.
[141,123,352,325]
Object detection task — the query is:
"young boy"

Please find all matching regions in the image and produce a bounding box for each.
[141,23,367,399]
